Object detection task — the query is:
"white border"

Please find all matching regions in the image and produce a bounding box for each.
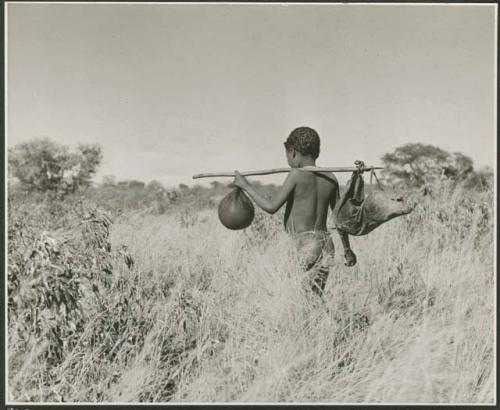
[4,0,9,404]
[493,4,498,407]
[3,1,499,5]
[4,1,498,406]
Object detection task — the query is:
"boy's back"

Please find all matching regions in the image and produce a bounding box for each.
[284,170,339,234]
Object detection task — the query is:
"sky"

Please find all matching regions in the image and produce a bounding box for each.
[6,2,497,187]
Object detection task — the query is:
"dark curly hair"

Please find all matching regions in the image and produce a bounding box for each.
[284,126,320,159]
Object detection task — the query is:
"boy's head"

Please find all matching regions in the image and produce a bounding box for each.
[284,127,320,167]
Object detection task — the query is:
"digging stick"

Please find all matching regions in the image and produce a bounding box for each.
[192,166,384,179]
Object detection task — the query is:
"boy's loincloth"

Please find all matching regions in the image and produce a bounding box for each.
[292,230,335,295]
[293,230,335,272]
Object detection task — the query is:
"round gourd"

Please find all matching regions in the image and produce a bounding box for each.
[218,188,255,230]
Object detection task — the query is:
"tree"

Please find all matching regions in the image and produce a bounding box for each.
[463,166,493,190]
[101,175,117,187]
[442,152,474,180]
[127,180,146,189]
[381,143,475,188]
[146,180,165,194]
[8,137,102,197]
[76,144,102,187]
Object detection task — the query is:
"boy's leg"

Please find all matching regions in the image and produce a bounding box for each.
[295,232,335,296]
[310,265,330,297]
[309,238,335,296]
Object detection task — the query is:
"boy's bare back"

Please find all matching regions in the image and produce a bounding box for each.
[284,169,339,234]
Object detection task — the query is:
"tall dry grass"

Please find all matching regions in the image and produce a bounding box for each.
[7,183,495,403]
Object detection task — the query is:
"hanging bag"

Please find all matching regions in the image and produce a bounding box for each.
[333,161,413,236]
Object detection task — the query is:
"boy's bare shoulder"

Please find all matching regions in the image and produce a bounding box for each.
[316,171,339,185]
[291,168,320,182]
[290,169,338,186]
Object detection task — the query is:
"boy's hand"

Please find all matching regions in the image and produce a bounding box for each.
[344,249,357,267]
[233,170,249,189]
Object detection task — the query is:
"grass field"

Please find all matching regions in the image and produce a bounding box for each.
[7,182,495,403]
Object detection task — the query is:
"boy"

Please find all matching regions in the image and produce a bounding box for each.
[233,126,357,296]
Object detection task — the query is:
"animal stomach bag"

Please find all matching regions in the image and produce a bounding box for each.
[333,169,413,236]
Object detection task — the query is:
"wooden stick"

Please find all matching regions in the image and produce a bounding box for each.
[192,166,384,179]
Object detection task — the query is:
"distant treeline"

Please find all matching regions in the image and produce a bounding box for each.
[8,138,493,216]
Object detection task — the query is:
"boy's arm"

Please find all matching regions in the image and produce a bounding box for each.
[233,170,297,214]
[329,180,357,267]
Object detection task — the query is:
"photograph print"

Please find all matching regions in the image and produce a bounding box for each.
[5,1,497,405]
